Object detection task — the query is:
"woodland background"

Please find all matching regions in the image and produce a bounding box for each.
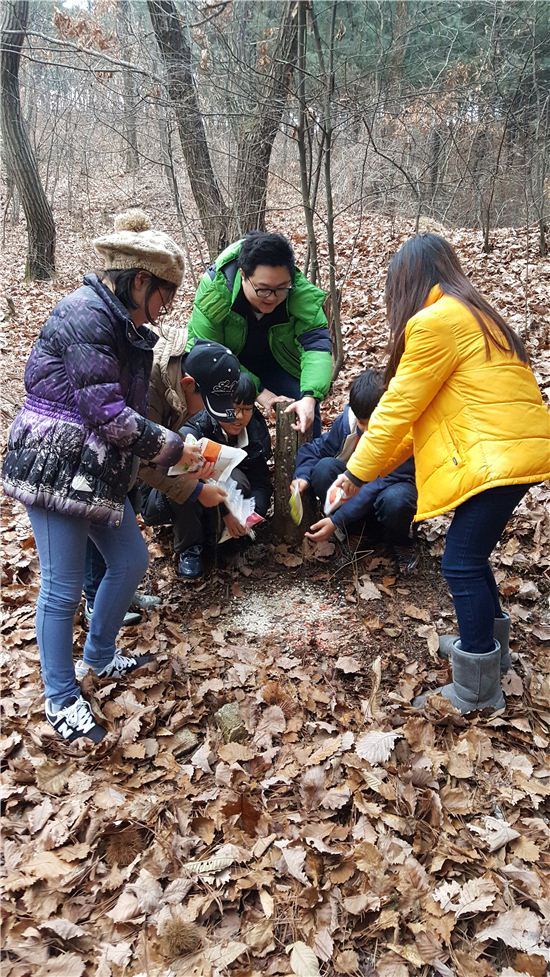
[1,2,550,977]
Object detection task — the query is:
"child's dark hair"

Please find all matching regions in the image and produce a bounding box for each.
[238,231,296,280]
[100,268,176,325]
[349,369,384,419]
[233,373,257,405]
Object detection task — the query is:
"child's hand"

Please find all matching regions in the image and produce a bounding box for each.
[332,473,361,498]
[195,460,215,480]
[198,484,227,508]
[223,513,248,538]
[290,478,309,495]
[305,517,336,542]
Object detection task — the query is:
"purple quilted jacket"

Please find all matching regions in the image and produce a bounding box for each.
[2,274,183,527]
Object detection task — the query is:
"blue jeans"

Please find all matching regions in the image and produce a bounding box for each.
[27,499,148,705]
[260,361,322,437]
[84,489,141,605]
[442,484,529,653]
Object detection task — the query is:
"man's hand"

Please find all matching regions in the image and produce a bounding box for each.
[332,472,361,499]
[290,478,309,495]
[223,512,248,538]
[305,517,336,542]
[284,395,316,433]
[198,484,227,508]
[257,388,293,413]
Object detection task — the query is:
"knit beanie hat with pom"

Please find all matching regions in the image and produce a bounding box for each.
[93,209,185,287]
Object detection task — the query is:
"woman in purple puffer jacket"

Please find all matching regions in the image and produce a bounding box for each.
[2,210,201,746]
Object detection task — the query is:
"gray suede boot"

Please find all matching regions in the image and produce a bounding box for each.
[414,639,505,714]
[439,612,511,673]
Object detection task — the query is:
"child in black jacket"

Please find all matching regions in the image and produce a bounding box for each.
[175,371,272,578]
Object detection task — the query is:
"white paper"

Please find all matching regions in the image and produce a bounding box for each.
[217,477,264,544]
[168,435,247,481]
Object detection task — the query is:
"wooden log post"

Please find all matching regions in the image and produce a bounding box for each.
[272,404,316,544]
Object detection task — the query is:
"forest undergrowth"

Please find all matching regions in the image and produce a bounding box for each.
[1,204,549,977]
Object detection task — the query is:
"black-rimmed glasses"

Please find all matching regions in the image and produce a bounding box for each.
[248,280,293,300]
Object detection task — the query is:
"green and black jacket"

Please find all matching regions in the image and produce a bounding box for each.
[186,239,333,401]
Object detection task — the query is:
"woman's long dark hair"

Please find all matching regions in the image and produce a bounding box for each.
[384,234,528,383]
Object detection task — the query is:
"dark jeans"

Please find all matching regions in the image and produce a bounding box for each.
[442,483,529,654]
[141,489,212,553]
[260,360,322,437]
[142,470,254,554]
[310,456,416,545]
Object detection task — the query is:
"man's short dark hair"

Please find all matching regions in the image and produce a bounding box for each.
[238,231,296,279]
[349,369,384,419]
[233,373,257,405]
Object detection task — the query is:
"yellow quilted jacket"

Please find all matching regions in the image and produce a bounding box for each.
[347,286,550,521]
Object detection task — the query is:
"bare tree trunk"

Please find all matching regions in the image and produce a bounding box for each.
[310,1,343,381]
[147,0,228,258]
[227,1,298,239]
[296,0,319,284]
[428,126,441,206]
[117,0,138,174]
[272,404,313,545]
[1,0,55,279]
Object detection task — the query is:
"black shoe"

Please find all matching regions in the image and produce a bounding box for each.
[177,545,204,580]
[45,694,106,743]
[392,542,419,574]
[75,651,154,681]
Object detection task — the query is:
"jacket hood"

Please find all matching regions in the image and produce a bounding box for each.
[153,321,188,374]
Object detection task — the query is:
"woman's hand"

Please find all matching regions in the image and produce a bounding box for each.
[284,396,316,433]
[257,388,294,413]
[180,440,203,469]
[198,484,227,508]
[223,513,248,538]
[305,517,336,542]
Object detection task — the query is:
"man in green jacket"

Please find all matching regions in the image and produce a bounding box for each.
[186,231,333,435]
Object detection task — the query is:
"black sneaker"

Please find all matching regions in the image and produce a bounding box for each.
[177,545,204,580]
[392,543,420,574]
[45,695,106,744]
[75,651,154,681]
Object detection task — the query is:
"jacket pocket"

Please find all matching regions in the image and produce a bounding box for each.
[441,419,462,467]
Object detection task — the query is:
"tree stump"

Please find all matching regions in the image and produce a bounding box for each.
[272,404,315,544]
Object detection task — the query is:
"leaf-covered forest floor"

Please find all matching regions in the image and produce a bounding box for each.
[1,207,550,977]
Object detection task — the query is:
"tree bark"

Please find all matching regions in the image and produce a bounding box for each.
[147,0,228,258]
[227,2,298,239]
[117,0,139,174]
[296,0,319,285]
[272,404,314,545]
[310,1,343,381]
[1,0,55,279]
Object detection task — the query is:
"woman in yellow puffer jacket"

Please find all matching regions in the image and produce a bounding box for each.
[332,234,550,715]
